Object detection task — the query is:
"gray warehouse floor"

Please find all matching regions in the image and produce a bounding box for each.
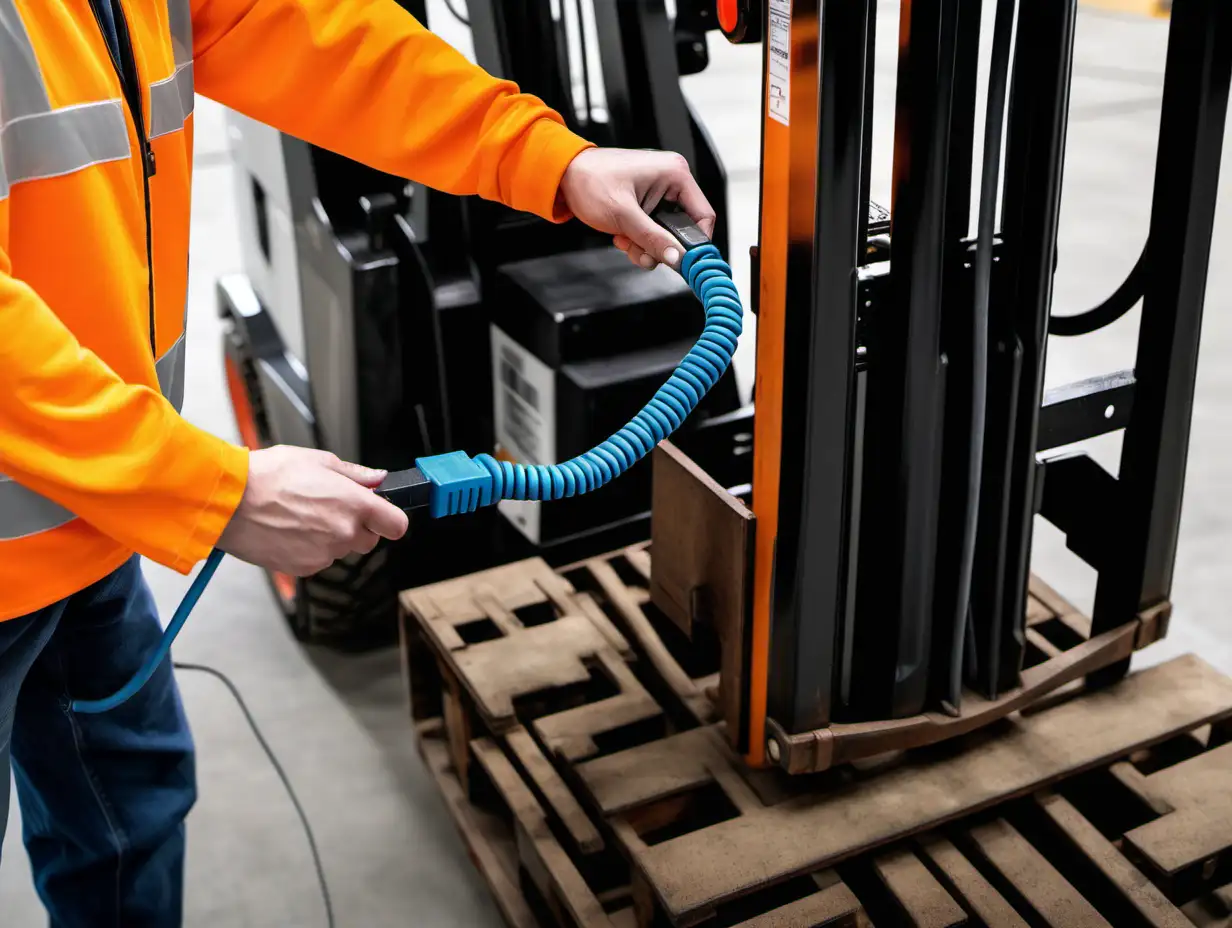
[3,4,1230,926]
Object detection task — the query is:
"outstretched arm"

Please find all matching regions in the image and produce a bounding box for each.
[189,0,715,267]
[190,0,591,222]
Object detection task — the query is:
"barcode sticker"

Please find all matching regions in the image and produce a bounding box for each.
[499,346,540,411]
[491,327,554,465]
[490,326,556,544]
[768,0,791,127]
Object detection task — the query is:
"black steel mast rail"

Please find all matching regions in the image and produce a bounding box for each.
[972,0,1077,701]
[928,0,984,718]
[766,0,873,735]
[850,0,963,721]
[1087,0,1232,687]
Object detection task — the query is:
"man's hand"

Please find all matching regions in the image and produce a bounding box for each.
[558,148,716,271]
[218,446,409,576]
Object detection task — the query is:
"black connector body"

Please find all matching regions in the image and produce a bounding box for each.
[652,201,711,252]
[375,467,432,512]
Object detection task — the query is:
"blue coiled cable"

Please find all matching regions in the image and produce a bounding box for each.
[473,243,742,504]
[73,241,741,715]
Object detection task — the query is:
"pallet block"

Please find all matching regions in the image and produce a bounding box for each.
[401,548,1232,928]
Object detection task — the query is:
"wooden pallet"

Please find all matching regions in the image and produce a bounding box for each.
[400,548,1232,928]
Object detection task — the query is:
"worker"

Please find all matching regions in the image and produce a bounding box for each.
[0,1,716,923]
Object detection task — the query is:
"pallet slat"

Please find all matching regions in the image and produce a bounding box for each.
[583,656,1232,924]
[453,615,621,732]
[872,846,968,927]
[472,737,618,928]
[1035,791,1191,928]
[587,556,714,726]
[532,650,666,766]
[729,881,868,928]
[917,833,1030,928]
[506,728,605,855]
[967,818,1111,927]
[418,725,540,928]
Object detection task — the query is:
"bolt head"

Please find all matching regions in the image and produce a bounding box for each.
[767,739,781,763]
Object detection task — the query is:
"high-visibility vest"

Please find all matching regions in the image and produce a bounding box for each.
[0,0,590,621]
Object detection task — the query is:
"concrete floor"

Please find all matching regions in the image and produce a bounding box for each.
[3,4,1230,926]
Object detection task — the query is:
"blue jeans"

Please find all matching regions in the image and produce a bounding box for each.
[0,556,195,927]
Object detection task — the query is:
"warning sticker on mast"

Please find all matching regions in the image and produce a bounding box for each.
[768,0,791,126]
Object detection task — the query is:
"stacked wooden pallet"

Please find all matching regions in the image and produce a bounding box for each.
[399,545,1232,928]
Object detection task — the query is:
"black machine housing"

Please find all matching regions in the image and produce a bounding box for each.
[217,0,745,646]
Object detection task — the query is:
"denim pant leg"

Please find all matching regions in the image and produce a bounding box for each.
[0,602,66,861]
[11,556,197,928]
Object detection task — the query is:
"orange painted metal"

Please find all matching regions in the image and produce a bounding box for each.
[745,7,824,766]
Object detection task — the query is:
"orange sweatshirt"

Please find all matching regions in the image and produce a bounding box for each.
[0,0,592,620]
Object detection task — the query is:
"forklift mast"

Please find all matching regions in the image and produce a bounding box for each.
[676,0,1231,770]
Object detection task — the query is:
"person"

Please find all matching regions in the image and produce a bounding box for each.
[0,1,716,923]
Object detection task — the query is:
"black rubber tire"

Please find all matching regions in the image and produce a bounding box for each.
[221,322,398,651]
[292,548,399,651]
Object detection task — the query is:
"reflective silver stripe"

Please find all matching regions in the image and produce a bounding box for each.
[156,335,186,412]
[0,479,75,541]
[0,336,191,539]
[167,0,193,66]
[0,0,50,121]
[0,1,133,197]
[2,100,131,189]
[149,63,194,139]
[0,0,48,199]
[150,0,196,139]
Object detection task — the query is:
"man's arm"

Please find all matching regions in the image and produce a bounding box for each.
[0,217,405,578]
[191,0,718,266]
[0,229,246,572]
[191,0,593,222]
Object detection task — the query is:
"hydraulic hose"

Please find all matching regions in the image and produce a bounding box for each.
[72,204,741,715]
[1048,242,1147,336]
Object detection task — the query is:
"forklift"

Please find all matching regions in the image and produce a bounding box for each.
[217,0,749,648]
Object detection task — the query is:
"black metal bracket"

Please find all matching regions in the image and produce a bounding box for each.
[1038,453,1120,571]
[1037,370,1136,452]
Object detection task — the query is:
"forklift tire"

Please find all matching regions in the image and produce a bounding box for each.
[291,548,398,651]
[221,327,398,651]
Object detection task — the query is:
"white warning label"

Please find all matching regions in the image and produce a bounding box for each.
[490,325,555,545]
[768,0,791,126]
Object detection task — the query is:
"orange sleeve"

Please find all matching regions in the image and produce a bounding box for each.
[190,0,595,222]
[0,208,248,573]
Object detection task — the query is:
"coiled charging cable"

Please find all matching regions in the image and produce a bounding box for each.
[72,202,741,715]
[474,226,741,504]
